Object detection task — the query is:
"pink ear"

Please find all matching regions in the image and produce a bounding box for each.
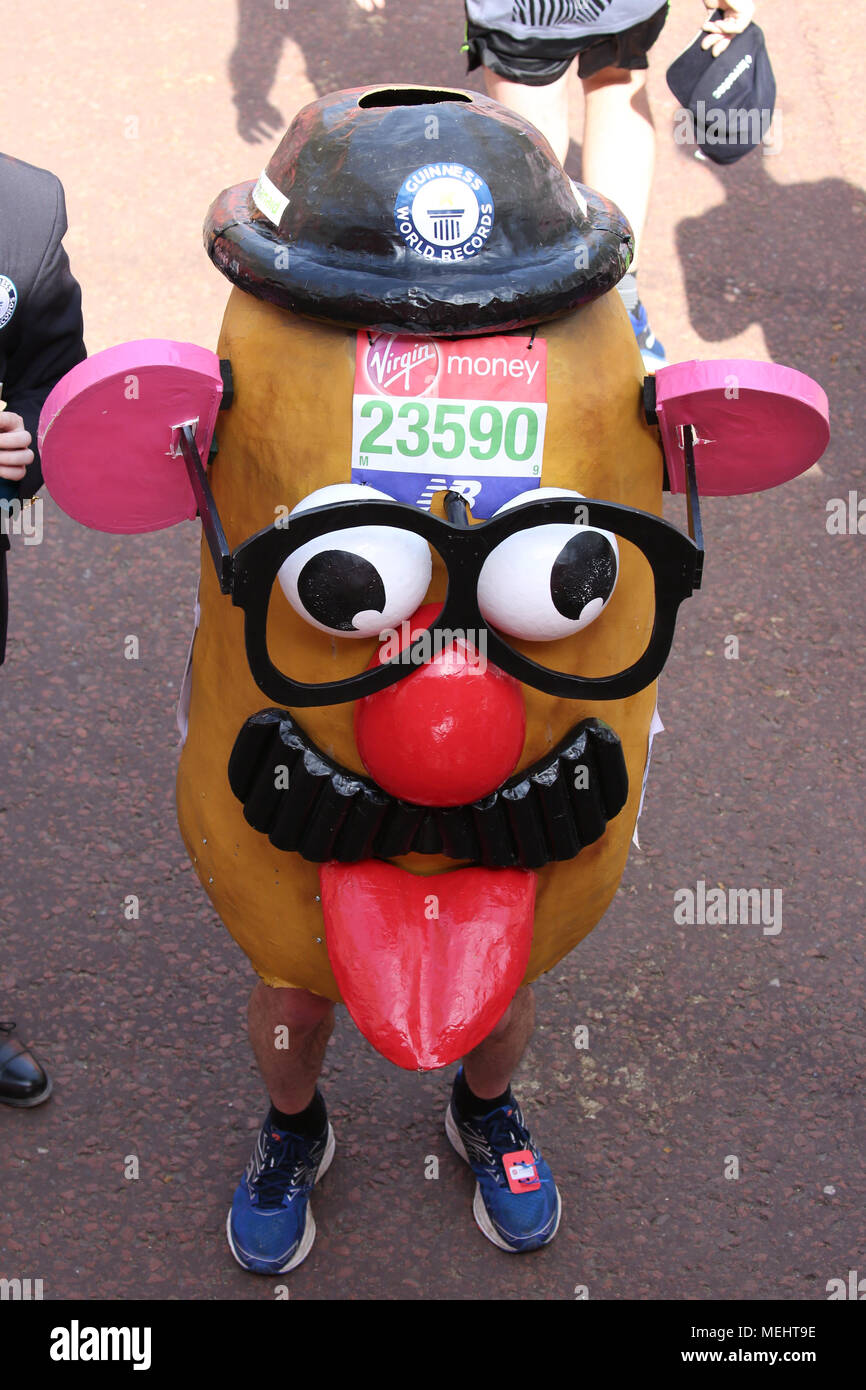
[653,359,830,496]
[38,340,225,533]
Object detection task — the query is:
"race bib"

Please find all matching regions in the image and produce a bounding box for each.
[351,332,547,518]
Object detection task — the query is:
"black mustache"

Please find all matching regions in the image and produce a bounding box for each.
[228,710,628,870]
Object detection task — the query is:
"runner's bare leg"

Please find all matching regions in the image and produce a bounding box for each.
[248,981,335,1113]
[483,65,573,165]
[581,64,655,261]
[462,984,535,1098]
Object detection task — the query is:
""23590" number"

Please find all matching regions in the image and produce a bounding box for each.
[358,400,539,464]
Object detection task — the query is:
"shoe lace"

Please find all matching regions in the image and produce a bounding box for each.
[249,1131,319,1210]
[475,1105,536,1182]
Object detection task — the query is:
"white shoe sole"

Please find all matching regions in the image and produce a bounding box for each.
[445,1104,562,1253]
[226,1122,336,1275]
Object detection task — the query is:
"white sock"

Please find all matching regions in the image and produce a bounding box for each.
[616,272,639,313]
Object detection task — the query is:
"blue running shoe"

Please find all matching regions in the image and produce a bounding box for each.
[629,299,667,373]
[227,1112,335,1274]
[446,1072,561,1253]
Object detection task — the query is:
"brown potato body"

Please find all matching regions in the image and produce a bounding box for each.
[176,287,662,996]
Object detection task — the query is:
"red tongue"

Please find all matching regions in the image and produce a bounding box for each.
[320,861,536,1071]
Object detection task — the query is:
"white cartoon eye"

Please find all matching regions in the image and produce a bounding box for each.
[277,484,432,638]
[477,488,618,641]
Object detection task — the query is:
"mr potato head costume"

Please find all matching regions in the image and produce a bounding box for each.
[38,87,829,1270]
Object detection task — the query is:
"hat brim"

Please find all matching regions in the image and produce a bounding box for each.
[204,180,633,337]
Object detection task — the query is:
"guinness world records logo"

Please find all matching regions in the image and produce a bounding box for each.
[0,274,18,329]
[394,164,495,262]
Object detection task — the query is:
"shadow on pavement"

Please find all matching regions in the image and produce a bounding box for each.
[675,147,866,387]
[228,0,479,143]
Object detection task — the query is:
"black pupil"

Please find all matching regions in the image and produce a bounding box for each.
[550,531,616,620]
[297,550,386,632]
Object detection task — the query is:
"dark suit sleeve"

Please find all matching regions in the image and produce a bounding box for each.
[3,177,86,498]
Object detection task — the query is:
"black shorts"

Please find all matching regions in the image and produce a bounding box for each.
[466,2,669,86]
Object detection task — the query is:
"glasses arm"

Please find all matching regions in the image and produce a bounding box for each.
[444,490,471,527]
[683,425,705,590]
[180,424,233,595]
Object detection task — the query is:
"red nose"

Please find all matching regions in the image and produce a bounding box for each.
[354,604,526,807]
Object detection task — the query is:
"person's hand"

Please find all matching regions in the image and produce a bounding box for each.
[0,411,34,480]
[701,0,755,57]
[353,0,385,11]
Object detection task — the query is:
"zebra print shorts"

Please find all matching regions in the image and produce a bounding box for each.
[465,2,669,86]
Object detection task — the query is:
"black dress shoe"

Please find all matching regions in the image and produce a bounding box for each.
[0,1021,53,1107]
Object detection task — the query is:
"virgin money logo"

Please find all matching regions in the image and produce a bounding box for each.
[364,334,441,397]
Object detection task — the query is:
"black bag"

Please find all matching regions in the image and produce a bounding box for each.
[666,9,776,165]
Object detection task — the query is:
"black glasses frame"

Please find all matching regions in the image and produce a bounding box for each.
[180,425,704,708]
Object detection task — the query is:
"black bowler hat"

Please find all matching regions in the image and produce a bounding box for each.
[666,12,776,165]
[203,85,634,336]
